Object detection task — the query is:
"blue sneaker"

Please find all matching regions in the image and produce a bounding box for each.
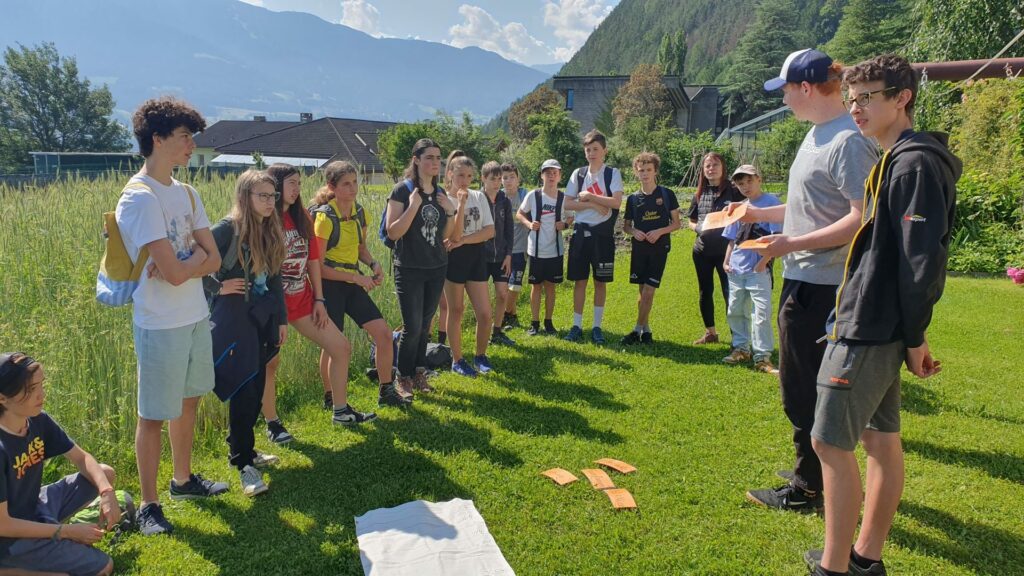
[452,358,478,378]
[474,355,493,374]
[591,327,606,344]
[563,325,583,342]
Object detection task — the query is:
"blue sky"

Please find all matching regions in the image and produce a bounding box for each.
[238,0,620,65]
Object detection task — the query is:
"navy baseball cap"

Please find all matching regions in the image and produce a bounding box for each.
[764,49,834,91]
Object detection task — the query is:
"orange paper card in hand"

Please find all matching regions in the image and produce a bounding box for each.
[595,458,637,474]
[541,468,579,486]
[605,488,638,510]
[738,238,771,250]
[581,468,616,490]
[702,203,747,231]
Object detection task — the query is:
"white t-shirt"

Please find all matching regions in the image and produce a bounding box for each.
[563,164,624,226]
[460,189,494,237]
[519,189,563,258]
[115,174,212,330]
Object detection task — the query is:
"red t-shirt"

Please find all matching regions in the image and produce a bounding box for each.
[281,211,321,321]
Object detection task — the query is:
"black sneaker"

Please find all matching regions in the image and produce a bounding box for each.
[745,483,822,513]
[333,405,378,426]
[804,549,888,576]
[378,383,413,407]
[504,314,520,330]
[322,390,333,410]
[169,473,229,501]
[641,332,653,345]
[137,502,173,536]
[621,331,642,345]
[527,323,541,336]
[544,321,558,335]
[490,331,516,346]
[266,420,294,445]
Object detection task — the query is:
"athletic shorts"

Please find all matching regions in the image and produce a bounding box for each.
[0,473,110,575]
[446,243,488,284]
[629,248,668,288]
[508,253,527,291]
[567,227,615,282]
[528,255,564,284]
[323,279,384,332]
[811,340,904,451]
[487,261,509,284]
[134,318,215,421]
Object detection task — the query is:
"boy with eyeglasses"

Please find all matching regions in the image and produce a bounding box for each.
[803,54,960,576]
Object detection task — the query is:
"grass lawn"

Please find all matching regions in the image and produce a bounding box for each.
[2,176,1021,575]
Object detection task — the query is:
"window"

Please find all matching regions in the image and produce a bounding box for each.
[565,89,574,111]
[198,154,205,166]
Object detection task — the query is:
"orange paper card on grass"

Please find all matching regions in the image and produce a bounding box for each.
[738,238,771,250]
[581,468,616,490]
[542,468,579,486]
[606,488,638,510]
[595,458,637,474]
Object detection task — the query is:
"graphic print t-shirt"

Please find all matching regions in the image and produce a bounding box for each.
[282,211,321,320]
[564,165,624,226]
[519,189,563,258]
[460,189,494,238]
[624,186,680,252]
[0,412,74,555]
[388,182,448,269]
[115,175,212,330]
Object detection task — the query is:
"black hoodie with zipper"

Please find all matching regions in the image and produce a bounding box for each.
[830,130,961,348]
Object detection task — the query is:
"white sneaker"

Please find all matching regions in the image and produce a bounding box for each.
[240,465,268,497]
[253,452,279,469]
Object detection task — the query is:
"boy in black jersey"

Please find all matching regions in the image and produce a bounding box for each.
[621,152,681,344]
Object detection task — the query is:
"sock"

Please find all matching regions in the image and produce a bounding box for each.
[531,320,541,330]
[642,325,652,334]
[593,306,605,328]
[266,418,281,426]
[573,313,583,328]
[438,331,447,345]
[333,404,350,415]
[492,326,502,336]
[850,548,879,570]
[544,319,555,330]
[633,324,643,334]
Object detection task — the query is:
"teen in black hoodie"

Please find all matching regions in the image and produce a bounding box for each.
[807,55,961,576]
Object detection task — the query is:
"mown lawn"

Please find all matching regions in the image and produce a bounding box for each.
[2,175,1022,575]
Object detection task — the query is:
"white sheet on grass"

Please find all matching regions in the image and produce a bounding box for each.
[355,498,515,576]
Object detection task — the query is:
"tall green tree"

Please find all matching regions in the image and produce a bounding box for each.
[721,0,801,124]
[0,43,130,171]
[911,0,1024,62]
[523,107,586,186]
[658,30,688,78]
[612,63,674,136]
[507,86,563,142]
[822,0,914,64]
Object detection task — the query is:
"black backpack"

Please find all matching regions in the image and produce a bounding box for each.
[527,189,565,257]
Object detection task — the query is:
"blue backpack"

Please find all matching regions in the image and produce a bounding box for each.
[378,179,415,250]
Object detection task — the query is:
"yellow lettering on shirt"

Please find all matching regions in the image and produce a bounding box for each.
[12,436,45,480]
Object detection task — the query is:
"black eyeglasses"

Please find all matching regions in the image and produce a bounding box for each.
[843,86,898,110]
[252,192,281,203]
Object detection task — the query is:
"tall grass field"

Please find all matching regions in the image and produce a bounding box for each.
[0,172,1021,575]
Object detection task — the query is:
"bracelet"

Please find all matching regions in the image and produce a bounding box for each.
[99,487,114,497]
[52,524,63,541]
[314,298,326,304]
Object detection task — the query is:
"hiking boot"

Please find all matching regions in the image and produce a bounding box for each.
[253,452,279,469]
[693,331,719,345]
[490,331,516,346]
[137,503,173,536]
[755,358,780,374]
[641,332,654,345]
[474,355,493,374]
[527,324,541,336]
[621,331,642,345]
[804,549,888,576]
[333,405,378,426]
[394,377,416,398]
[322,390,333,410]
[723,348,752,365]
[591,327,606,344]
[745,483,823,513]
[564,325,583,342]
[417,367,439,379]
[412,371,436,392]
[543,320,558,335]
[240,465,268,497]
[452,358,478,378]
[169,473,229,501]
[378,383,413,407]
[266,420,294,445]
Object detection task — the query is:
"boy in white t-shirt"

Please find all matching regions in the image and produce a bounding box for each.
[518,159,570,336]
[115,97,228,536]
[563,130,624,344]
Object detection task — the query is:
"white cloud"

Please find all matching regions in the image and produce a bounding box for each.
[340,0,381,37]
[448,4,554,64]
[543,0,612,61]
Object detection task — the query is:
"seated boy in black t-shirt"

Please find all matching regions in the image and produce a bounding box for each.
[621,152,681,345]
[0,353,118,576]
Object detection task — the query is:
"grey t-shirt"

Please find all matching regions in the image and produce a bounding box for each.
[783,113,877,285]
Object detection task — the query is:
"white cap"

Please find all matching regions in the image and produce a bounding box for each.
[540,159,562,173]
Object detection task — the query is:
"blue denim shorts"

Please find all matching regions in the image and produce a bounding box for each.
[134,318,215,420]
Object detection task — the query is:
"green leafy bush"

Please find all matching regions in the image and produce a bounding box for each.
[948,170,1024,274]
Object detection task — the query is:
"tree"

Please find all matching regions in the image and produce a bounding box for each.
[822,0,914,64]
[523,107,586,186]
[657,30,687,78]
[376,112,506,180]
[755,116,811,180]
[0,43,130,171]
[720,0,801,124]
[612,63,674,136]
[911,0,1024,62]
[507,85,563,141]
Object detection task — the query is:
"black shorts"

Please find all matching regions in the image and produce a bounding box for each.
[446,243,488,284]
[322,279,384,331]
[528,255,564,284]
[629,248,668,288]
[508,253,527,291]
[487,261,509,284]
[567,226,615,282]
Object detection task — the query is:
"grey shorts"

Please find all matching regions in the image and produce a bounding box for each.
[0,473,111,575]
[811,340,904,451]
[134,318,215,420]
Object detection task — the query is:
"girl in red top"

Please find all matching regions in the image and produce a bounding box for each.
[261,164,374,445]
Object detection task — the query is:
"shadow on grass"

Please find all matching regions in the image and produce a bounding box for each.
[890,500,1024,574]
[432,390,624,445]
[902,379,1024,426]
[903,438,1024,484]
[602,332,733,366]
